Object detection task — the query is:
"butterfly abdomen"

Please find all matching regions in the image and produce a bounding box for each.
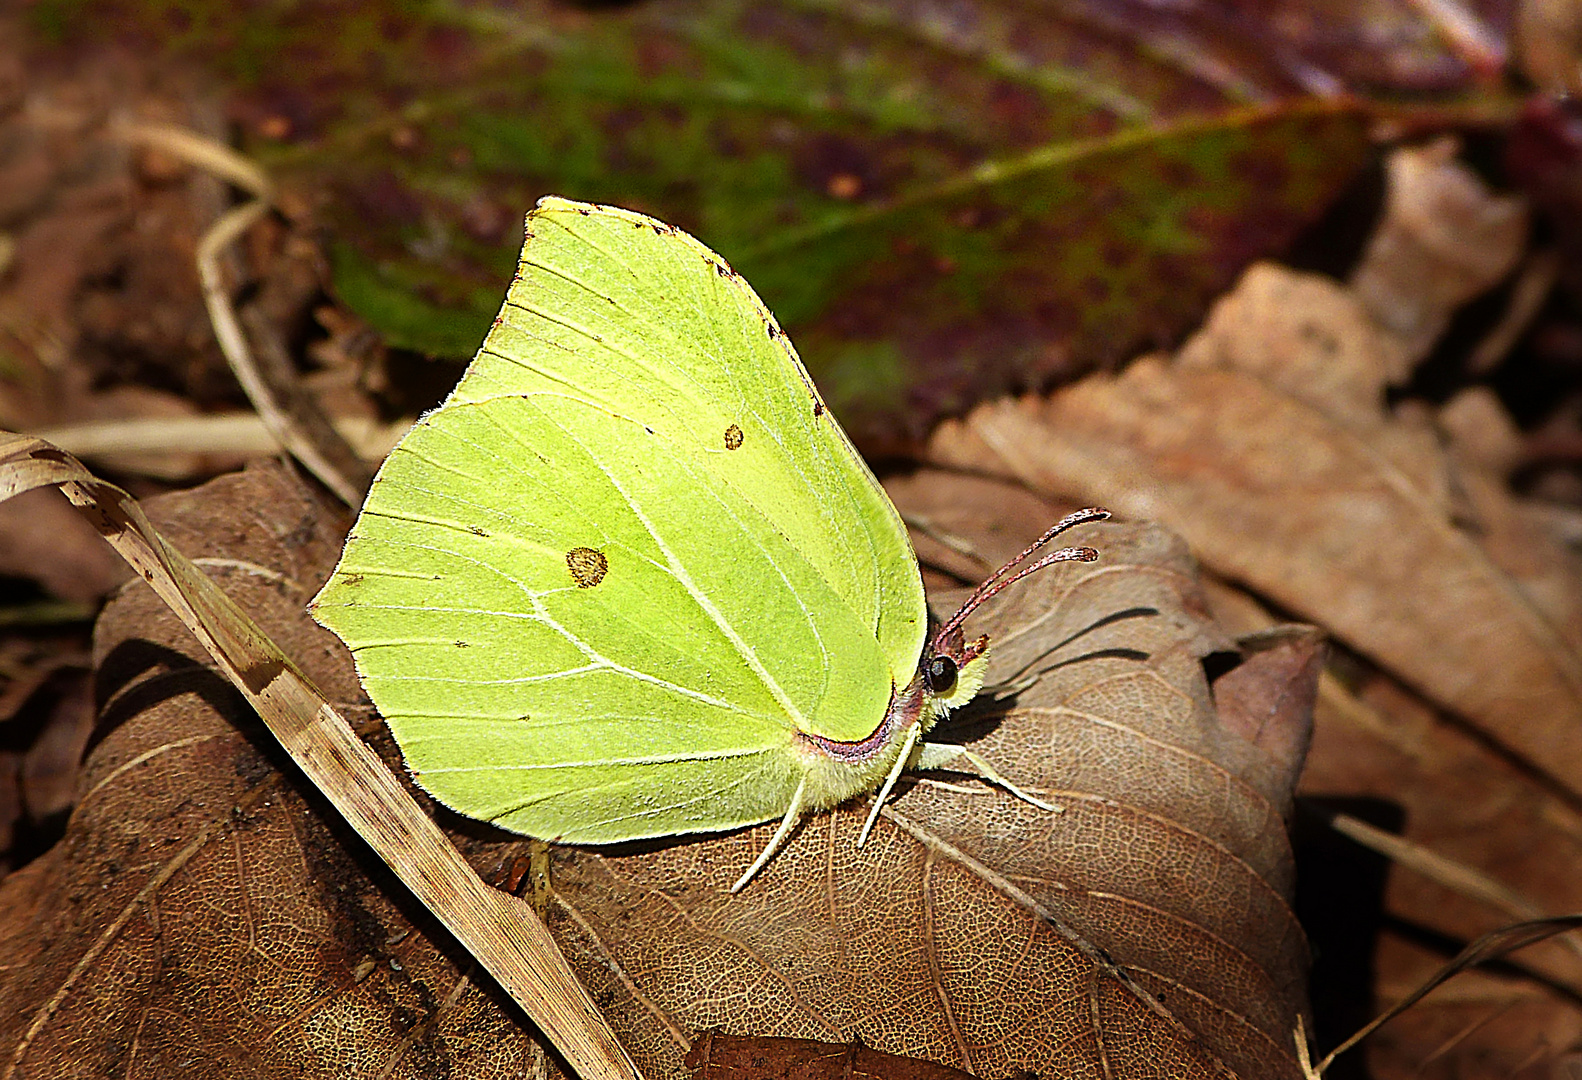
[792,675,930,812]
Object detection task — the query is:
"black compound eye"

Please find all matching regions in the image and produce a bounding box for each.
[925,655,958,695]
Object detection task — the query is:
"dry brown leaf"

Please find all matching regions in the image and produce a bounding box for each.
[16,665,94,825]
[1348,138,1528,368]
[1208,627,1323,804]
[0,487,128,602]
[0,451,639,1080]
[458,493,1316,1078]
[1310,916,1582,1077]
[1303,671,1582,1075]
[683,1031,981,1079]
[1513,0,1582,95]
[0,461,1316,1079]
[931,262,1582,800]
[1195,562,1582,1075]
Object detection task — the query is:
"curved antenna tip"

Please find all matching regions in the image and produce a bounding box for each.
[931,509,1110,653]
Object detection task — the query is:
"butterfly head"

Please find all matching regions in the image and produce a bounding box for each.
[918,507,1110,725]
[920,626,990,723]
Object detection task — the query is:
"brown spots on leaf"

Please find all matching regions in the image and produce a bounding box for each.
[258,114,292,141]
[766,323,779,340]
[566,547,608,588]
[341,572,365,588]
[827,173,862,200]
[813,400,825,417]
[239,657,286,697]
[455,640,469,648]
[724,424,744,450]
[468,525,489,537]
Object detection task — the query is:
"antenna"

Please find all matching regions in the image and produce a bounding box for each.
[932,507,1110,653]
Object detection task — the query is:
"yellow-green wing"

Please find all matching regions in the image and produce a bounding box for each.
[311,197,925,842]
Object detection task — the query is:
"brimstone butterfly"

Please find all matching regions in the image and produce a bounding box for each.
[311,197,1107,892]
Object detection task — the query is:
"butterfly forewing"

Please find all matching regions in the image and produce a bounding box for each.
[465,201,923,683]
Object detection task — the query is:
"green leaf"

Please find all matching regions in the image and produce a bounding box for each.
[45,0,1385,436]
[328,242,500,357]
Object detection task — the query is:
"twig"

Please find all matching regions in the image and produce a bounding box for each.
[1294,1015,1320,1080]
[112,121,374,506]
[1311,916,1582,1075]
[1398,0,1507,78]
[1467,247,1561,375]
[34,413,409,464]
[1330,812,1582,971]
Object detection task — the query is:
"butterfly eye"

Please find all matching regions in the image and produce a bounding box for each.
[924,655,958,695]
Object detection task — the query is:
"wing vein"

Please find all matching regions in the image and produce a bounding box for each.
[529,408,822,730]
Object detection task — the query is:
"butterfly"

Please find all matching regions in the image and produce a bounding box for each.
[311,196,1106,891]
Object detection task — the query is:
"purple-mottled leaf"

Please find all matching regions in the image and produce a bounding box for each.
[36,0,1433,438]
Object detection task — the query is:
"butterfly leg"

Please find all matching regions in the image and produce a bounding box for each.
[730,777,809,893]
[857,723,921,847]
[917,742,1062,813]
